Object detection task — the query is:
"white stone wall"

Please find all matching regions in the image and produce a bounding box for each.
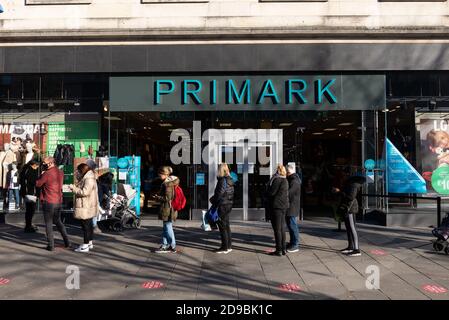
[0,0,448,37]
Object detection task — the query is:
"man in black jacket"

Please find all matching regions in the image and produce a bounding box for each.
[333,172,366,257]
[286,164,301,253]
[19,160,40,233]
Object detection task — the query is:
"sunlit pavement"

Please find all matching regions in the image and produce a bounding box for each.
[0,214,448,300]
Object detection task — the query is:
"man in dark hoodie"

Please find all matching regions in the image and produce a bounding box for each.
[333,167,366,257]
[286,163,301,253]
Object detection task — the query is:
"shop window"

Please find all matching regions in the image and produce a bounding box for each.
[26,0,91,4]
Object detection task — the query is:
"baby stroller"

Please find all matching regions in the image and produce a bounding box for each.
[98,182,141,232]
[432,213,449,255]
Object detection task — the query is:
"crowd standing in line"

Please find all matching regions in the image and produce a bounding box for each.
[2,157,364,258]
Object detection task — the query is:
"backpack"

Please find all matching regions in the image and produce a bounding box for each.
[171,185,186,211]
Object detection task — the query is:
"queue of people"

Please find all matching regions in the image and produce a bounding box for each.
[3,157,363,258]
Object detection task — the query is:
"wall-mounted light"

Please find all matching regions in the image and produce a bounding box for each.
[429,99,437,111]
[74,100,80,107]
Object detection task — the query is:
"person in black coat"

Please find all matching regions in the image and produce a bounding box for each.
[19,160,40,233]
[286,164,301,253]
[333,169,366,257]
[266,164,289,256]
[210,163,235,254]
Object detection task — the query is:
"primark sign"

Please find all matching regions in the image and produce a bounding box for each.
[110,75,386,111]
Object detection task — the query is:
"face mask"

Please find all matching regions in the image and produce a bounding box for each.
[75,171,82,181]
[41,163,49,171]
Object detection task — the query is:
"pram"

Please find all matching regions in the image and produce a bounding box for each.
[97,183,141,232]
[432,213,449,255]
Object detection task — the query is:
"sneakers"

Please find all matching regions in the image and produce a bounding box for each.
[215,248,232,254]
[74,244,90,253]
[287,246,299,253]
[168,246,177,253]
[340,248,353,254]
[88,241,94,250]
[155,246,170,254]
[347,250,362,257]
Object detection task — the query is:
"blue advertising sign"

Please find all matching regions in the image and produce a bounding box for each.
[386,138,426,194]
[196,173,205,186]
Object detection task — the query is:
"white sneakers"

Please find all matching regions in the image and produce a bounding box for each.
[75,241,93,253]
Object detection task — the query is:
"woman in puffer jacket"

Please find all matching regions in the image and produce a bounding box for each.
[69,163,99,253]
[154,166,180,254]
[210,163,235,254]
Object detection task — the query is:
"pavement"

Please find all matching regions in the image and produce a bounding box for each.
[0,213,448,300]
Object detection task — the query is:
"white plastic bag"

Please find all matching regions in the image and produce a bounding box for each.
[201,210,212,232]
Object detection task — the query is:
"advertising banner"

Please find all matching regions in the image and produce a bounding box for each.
[419,118,449,194]
[386,138,426,194]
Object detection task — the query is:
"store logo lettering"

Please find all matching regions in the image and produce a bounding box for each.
[154,78,337,106]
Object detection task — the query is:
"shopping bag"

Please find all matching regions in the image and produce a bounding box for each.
[201,210,212,232]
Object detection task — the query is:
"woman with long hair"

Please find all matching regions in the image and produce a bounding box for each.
[266,164,289,256]
[210,163,235,254]
[69,163,99,253]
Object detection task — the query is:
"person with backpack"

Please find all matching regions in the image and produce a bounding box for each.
[154,166,185,254]
[209,163,235,254]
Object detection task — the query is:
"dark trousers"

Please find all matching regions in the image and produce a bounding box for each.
[344,213,359,250]
[25,201,36,229]
[43,202,69,248]
[217,204,233,250]
[271,209,287,252]
[80,218,94,244]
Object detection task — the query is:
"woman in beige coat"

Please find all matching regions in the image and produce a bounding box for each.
[69,163,99,253]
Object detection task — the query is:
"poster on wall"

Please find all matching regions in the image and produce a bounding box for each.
[386,138,426,194]
[419,118,449,194]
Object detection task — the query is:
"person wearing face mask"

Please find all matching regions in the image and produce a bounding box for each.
[36,157,70,251]
[69,163,99,253]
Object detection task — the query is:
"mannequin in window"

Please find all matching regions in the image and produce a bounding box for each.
[6,163,20,210]
[2,143,17,207]
[0,148,6,206]
[25,143,35,165]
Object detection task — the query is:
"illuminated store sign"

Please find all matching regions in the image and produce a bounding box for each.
[110,75,386,112]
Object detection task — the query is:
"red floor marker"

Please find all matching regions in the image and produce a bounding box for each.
[370,249,387,256]
[265,249,275,254]
[142,281,164,289]
[279,283,301,292]
[0,278,10,285]
[423,284,447,294]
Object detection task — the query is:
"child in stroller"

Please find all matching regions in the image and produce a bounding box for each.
[97,172,141,232]
[432,213,449,255]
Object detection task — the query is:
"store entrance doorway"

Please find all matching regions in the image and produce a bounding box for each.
[208,129,283,221]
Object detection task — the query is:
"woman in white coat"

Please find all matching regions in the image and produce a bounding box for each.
[69,163,99,253]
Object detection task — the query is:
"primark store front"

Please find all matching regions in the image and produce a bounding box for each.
[1,43,449,226]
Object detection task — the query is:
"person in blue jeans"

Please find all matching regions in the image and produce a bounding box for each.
[6,163,20,210]
[286,164,301,253]
[154,166,179,253]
